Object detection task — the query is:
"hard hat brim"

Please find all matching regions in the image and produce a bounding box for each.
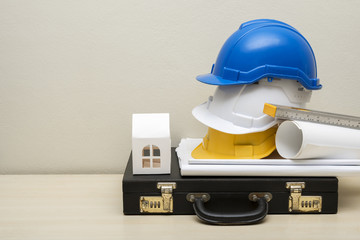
[192,102,279,134]
[196,72,322,90]
[196,73,244,86]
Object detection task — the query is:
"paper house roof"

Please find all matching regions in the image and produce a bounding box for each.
[132,113,170,139]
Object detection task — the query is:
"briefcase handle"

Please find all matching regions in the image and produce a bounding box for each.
[186,192,272,225]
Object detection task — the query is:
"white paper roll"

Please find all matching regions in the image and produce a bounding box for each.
[276,121,360,159]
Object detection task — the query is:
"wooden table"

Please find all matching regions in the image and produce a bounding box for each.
[0,175,359,239]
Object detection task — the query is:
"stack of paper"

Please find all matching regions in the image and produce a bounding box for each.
[176,138,360,176]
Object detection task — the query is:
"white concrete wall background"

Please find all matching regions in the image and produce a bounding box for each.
[0,0,359,173]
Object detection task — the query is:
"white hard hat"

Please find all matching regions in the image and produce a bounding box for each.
[192,78,312,134]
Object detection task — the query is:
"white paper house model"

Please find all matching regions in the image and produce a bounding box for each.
[132,113,171,175]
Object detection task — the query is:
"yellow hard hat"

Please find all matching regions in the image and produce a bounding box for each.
[191,127,277,159]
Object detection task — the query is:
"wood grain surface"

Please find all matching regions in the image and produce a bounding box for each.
[0,175,359,240]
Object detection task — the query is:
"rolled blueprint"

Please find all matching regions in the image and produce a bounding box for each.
[276,121,360,159]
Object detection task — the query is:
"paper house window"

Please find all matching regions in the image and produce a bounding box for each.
[132,113,171,175]
[142,145,161,168]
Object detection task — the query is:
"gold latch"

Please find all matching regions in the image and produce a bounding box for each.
[286,182,322,213]
[140,182,176,213]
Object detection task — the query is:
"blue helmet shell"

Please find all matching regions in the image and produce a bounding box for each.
[197,19,321,90]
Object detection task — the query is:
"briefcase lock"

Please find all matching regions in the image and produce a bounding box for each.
[286,182,322,213]
[140,182,176,213]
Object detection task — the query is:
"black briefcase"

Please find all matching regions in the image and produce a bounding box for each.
[122,148,338,225]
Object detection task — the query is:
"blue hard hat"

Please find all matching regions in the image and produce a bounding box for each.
[197,19,321,90]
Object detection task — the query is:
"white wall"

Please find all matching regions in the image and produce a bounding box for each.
[1,0,360,174]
